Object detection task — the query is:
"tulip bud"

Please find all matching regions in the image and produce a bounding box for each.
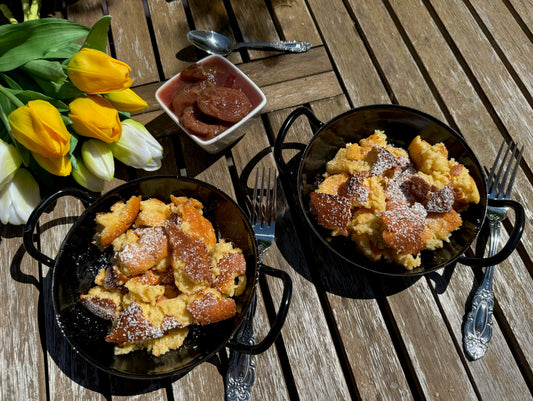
[81,139,115,181]
[66,48,132,94]
[69,95,122,143]
[108,119,163,171]
[71,159,106,192]
[0,168,40,225]
[103,88,148,113]
[8,100,71,158]
[32,153,72,176]
[0,139,22,190]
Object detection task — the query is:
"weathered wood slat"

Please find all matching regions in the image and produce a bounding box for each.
[0,227,46,401]
[345,0,443,118]
[384,278,479,400]
[305,0,390,105]
[146,0,191,80]
[262,71,343,113]
[271,0,323,46]
[426,0,533,181]
[507,0,533,30]
[106,0,159,85]
[238,47,333,88]
[469,0,533,97]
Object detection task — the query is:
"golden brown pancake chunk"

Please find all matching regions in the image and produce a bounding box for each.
[309,192,351,236]
[105,302,163,345]
[187,289,236,325]
[213,252,247,296]
[94,196,141,249]
[113,227,169,277]
[166,213,212,286]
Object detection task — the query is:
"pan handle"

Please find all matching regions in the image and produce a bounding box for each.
[23,188,97,267]
[227,264,292,355]
[459,198,525,267]
[274,106,323,177]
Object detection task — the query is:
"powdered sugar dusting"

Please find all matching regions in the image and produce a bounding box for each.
[105,302,163,344]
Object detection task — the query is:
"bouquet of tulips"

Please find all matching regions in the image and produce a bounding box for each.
[0,11,163,225]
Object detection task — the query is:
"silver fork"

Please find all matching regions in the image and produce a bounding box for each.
[226,167,276,401]
[463,140,523,360]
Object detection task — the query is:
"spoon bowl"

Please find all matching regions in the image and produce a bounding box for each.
[187,30,311,57]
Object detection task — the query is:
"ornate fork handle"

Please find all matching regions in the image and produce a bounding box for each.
[463,207,505,360]
[233,40,312,53]
[226,296,257,401]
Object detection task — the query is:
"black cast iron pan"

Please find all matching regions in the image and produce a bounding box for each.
[23,176,291,379]
[274,105,524,276]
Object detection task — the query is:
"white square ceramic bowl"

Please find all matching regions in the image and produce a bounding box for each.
[155,55,267,154]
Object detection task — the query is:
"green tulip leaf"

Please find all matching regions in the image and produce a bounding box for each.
[0,85,22,111]
[0,19,89,72]
[62,115,73,126]
[15,90,69,111]
[69,133,79,159]
[82,15,112,52]
[118,111,132,121]
[0,73,22,90]
[32,76,83,101]
[43,43,82,60]
[0,101,11,137]
[0,124,9,144]
[1,70,41,92]
[21,59,67,83]
[70,151,79,171]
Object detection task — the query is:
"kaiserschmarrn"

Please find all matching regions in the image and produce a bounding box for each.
[309,131,480,270]
[80,195,247,356]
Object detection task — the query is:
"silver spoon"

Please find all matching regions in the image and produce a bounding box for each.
[187,30,312,56]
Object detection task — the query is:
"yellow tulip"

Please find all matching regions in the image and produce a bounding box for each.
[103,88,148,113]
[32,153,72,176]
[69,95,122,143]
[66,48,132,94]
[8,100,70,158]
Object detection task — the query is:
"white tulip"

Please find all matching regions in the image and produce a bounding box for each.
[72,159,105,192]
[81,139,115,181]
[0,168,40,225]
[109,119,163,171]
[0,139,22,190]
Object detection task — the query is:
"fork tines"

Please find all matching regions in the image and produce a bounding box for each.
[251,168,276,227]
[487,140,523,200]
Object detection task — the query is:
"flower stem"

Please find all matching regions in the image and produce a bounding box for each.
[0,5,18,24]
[21,0,29,21]
[28,0,41,20]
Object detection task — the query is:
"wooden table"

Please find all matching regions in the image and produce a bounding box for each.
[1,0,533,400]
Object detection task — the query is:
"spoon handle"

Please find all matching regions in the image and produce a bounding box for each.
[233,40,312,53]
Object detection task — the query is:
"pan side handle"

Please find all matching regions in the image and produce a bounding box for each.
[23,188,96,267]
[227,264,292,355]
[274,106,323,177]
